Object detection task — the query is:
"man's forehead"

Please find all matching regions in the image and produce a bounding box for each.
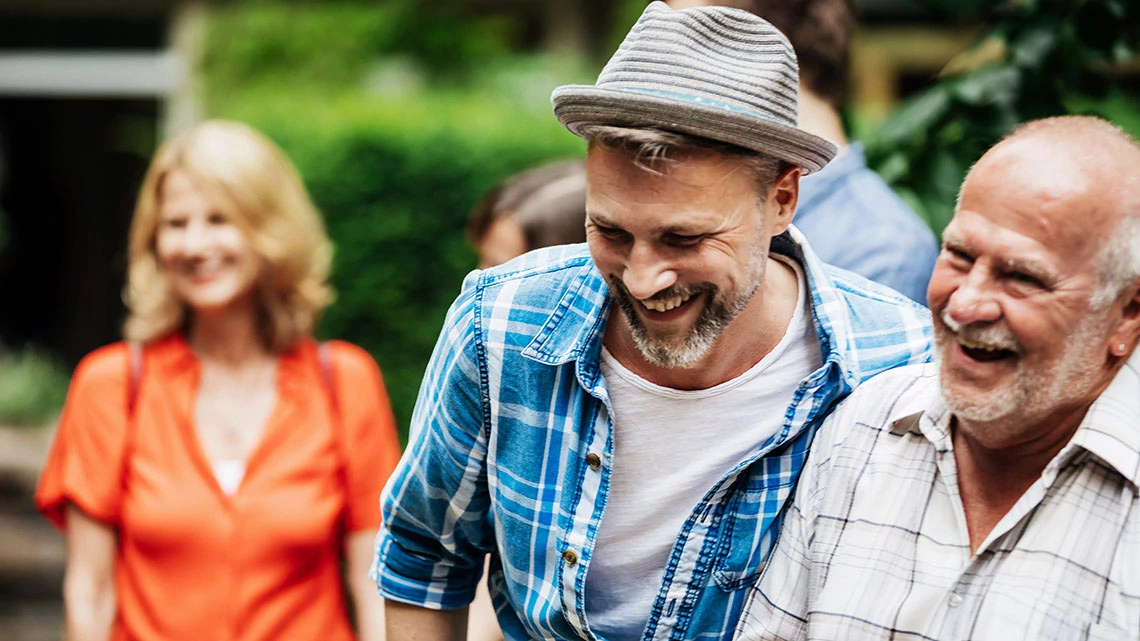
[959,147,1116,248]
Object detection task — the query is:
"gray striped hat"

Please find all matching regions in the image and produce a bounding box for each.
[552,1,836,174]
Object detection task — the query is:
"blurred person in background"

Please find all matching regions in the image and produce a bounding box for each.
[467,160,587,269]
[667,0,939,304]
[35,120,402,641]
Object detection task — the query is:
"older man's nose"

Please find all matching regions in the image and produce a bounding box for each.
[945,269,1001,326]
[622,244,677,301]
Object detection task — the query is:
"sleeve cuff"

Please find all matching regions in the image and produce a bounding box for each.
[370,527,482,611]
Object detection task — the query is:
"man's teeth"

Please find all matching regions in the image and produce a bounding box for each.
[644,293,694,313]
[957,336,1009,352]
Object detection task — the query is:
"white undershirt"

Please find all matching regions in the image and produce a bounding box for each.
[584,256,821,641]
[214,459,246,496]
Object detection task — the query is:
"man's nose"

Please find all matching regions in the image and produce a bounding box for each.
[945,267,1001,326]
[622,243,677,300]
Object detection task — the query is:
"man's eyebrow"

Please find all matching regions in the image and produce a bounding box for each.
[585,211,617,228]
[998,257,1056,281]
[941,233,1055,279]
[658,224,703,236]
[941,231,967,250]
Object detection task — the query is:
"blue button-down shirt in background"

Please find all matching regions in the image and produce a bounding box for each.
[795,143,940,304]
[373,228,933,641]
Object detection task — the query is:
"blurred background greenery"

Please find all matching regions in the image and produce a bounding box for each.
[863,0,1140,234]
[0,0,1138,437]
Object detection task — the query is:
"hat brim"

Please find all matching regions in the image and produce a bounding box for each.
[553,85,837,175]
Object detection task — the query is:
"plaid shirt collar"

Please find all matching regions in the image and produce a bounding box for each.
[894,353,1140,488]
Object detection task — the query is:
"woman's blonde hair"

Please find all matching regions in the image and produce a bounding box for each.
[124,120,335,352]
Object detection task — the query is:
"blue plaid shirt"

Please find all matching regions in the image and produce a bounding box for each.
[373,227,933,640]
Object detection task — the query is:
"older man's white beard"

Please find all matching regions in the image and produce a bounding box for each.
[936,308,1106,427]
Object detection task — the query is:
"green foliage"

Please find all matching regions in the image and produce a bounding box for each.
[865,0,1140,234]
[203,0,523,102]
[0,347,71,427]
[220,93,583,436]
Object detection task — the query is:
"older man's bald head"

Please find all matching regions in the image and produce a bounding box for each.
[960,115,1140,306]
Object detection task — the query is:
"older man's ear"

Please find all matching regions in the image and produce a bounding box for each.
[1107,282,1140,359]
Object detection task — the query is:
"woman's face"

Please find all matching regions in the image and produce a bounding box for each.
[155,169,261,315]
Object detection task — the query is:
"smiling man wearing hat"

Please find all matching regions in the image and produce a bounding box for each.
[372,3,932,640]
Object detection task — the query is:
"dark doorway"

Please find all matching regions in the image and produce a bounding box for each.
[0,98,157,364]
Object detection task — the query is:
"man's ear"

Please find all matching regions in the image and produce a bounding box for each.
[1106,281,1140,360]
[766,165,801,236]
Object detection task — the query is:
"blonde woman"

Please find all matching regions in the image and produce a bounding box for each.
[35,120,401,641]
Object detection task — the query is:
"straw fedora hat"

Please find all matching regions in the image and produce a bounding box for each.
[552,1,837,174]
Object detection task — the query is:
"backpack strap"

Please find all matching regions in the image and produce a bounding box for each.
[317,341,350,485]
[318,341,358,625]
[317,341,341,423]
[127,342,144,416]
[122,342,144,487]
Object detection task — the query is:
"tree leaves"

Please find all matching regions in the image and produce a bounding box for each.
[866,0,1140,236]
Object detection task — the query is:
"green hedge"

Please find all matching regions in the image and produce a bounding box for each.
[220,94,585,438]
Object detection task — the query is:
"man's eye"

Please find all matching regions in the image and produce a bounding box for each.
[1008,272,1044,289]
[595,226,629,242]
[664,234,702,247]
[943,247,973,265]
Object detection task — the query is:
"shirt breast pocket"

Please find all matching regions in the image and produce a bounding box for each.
[710,477,797,592]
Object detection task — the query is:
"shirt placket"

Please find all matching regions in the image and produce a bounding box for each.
[645,485,734,641]
[650,375,834,640]
[560,398,613,639]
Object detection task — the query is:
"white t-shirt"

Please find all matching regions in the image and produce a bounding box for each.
[584,257,821,641]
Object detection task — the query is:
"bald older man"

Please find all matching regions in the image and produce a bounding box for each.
[737,115,1140,640]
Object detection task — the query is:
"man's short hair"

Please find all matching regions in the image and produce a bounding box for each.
[687,0,854,111]
[580,124,790,195]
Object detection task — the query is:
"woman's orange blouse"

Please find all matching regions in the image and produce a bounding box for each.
[36,334,403,641]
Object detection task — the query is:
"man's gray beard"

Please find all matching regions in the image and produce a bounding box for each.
[607,254,766,369]
[935,307,1107,427]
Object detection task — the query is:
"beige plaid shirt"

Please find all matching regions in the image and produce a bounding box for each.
[738,356,1140,641]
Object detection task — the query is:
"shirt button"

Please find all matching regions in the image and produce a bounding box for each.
[948,593,962,607]
[562,549,578,565]
[586,453,602,468]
